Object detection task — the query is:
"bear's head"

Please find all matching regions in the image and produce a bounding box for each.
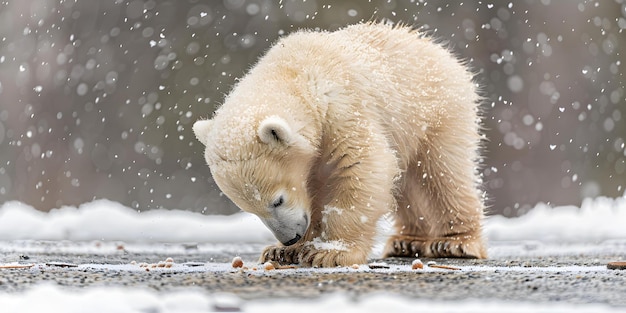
[193,114,316,246]
[192,29,347,246]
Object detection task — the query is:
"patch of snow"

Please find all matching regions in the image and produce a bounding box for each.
[310,237,350,251]
[0,241,265,258]
[321,205,345,235]
[360,215,368,223]
[487,240,626,258]
[0,195,624,244]
[252,186,262,202]
[322,205,343,215]
[0,284,623,313]
[485,196,626,242]
[0,199,274,243]
[321,205,343,229]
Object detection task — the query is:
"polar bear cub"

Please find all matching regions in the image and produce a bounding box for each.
[193,23,487,267]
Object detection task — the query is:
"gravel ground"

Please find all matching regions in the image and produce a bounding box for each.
[1,241,625,307]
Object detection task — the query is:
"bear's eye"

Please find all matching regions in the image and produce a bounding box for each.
[271,196,284,208]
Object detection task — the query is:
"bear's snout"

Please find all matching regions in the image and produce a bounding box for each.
[260,211,308,247]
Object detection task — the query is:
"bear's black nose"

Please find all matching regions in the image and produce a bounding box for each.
[283,234,301,246]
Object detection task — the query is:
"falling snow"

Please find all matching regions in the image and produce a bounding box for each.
[0,0,623,219]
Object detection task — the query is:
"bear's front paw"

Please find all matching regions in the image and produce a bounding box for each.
[260,244,299,265]
[298,244,367,268]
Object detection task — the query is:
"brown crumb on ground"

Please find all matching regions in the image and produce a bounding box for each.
[411,259,424,270]
[263,262,275,271]
[231,256,244,268]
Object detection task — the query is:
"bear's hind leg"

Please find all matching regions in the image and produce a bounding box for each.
[383,145,487,259]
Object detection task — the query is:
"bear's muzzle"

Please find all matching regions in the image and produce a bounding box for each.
[260,210,308,246]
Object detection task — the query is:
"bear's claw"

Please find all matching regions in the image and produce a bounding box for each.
[260,245,299,265]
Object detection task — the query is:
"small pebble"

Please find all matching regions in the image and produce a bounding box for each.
[45,262,78,268]
[182,262,205,267]
[368,262,390,269]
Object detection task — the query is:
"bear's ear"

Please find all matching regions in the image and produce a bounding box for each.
[192,119,213,146]
[258,116,292,145]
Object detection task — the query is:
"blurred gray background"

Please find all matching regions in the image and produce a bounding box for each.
[0,0,624,216]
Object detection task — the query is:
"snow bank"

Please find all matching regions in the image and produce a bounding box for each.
[0,196,624,243]
[0,199,274,243]
[0,284,622,313]
[485,196,626,242]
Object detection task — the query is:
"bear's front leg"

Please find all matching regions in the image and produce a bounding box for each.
[259,224,373,267]
[290,126,398,267]
[286,203,385,267]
